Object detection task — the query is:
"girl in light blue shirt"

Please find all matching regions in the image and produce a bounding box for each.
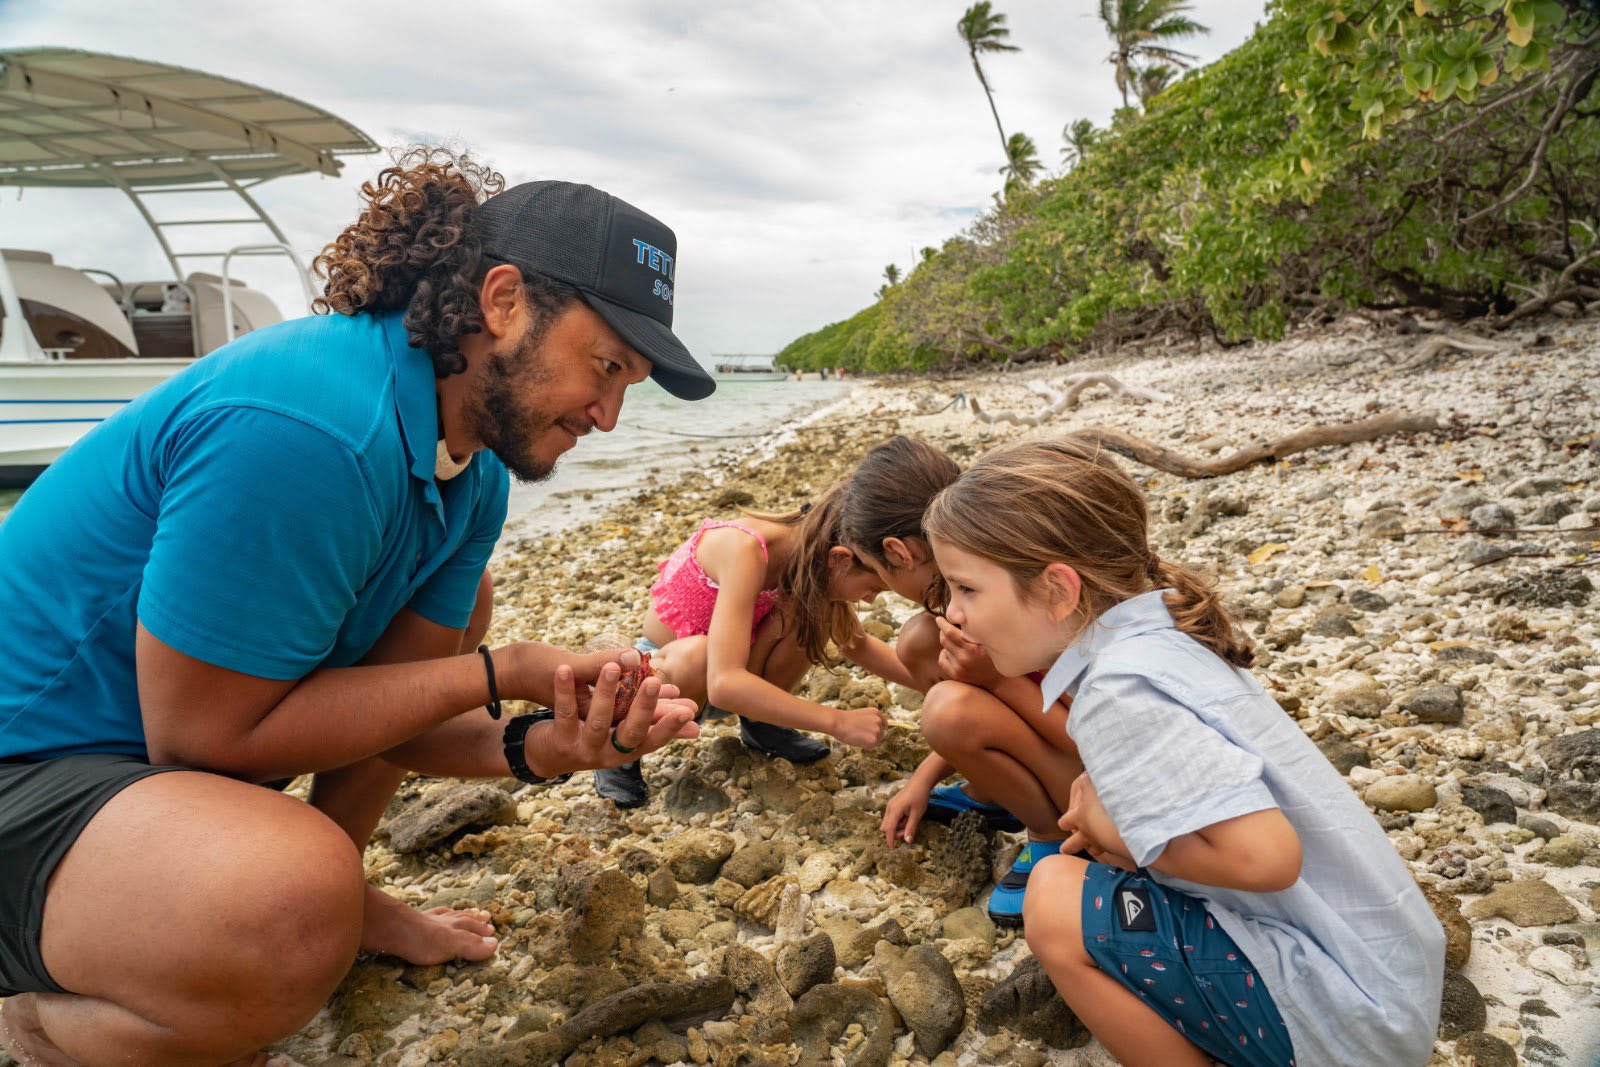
[921,438,1443,1067]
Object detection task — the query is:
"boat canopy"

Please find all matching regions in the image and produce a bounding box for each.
[0,47,377,188]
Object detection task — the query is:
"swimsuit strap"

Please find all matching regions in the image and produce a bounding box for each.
[692,519,771,563]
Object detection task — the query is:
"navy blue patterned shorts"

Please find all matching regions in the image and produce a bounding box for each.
[1081,863,1296,1067]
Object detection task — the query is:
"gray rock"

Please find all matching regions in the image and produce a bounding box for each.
[1461,786,1516,825]
[1529,499,1575,525]
[661,775,731,819]
[1327,672,1388,717]
[775,932,836,998]
[790,984,894,1067]
[721,841,785,888]
[663,829,736,884]
[1365,775,1437,813]
[384,783,517,854]
[1406,685,1464,724]
[1506,475,1561,498]
[1544,729,1600,782]
[1462,880,1579,926]
[1453,1033,1517,1067]
[1458,539,1513,567]
[1469,503,1516,531]
[1437,485,1490,518]
[1317,737,1371,775]
[877,942,966,1058]
[1489,567,1594,608]
[1437,971,1486,1040]
[1518,813,1561,840]
[1546,781,1600,822]
[1434,644,1499,665]
[459,975,735,1067]
[1349,589,1389,612]
[1311,611,1359,638]
[976,956,1091,1049]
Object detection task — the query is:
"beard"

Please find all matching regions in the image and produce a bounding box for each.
[467,324,562,484]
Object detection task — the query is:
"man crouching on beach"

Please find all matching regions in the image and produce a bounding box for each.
[0,147,715,1066]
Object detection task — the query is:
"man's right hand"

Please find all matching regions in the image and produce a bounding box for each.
[523,661,699,778]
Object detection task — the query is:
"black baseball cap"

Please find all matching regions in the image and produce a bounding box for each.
[474,181,715,400]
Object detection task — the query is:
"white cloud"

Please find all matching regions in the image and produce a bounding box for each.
[0,0,1265,360]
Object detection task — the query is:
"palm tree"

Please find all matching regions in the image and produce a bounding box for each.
[1060,118,1098,167]
[1136,63,1178,104]
[1098,0,1208,109]
[958,3,1020,157]
[1000,132,1042,194]
[883,264,902,287]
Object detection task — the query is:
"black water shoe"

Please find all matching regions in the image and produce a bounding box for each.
[595,760,649,808]
[739,718,830,764]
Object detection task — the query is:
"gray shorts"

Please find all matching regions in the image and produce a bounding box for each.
[0,754,184,996]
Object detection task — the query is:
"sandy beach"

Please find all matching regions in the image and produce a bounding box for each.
[253,312,1600,1067]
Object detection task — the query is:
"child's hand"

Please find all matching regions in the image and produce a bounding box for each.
[830,706,887,748]
[1060,774,1136,870]
[881,782,931,848]
[935,617,1003,689]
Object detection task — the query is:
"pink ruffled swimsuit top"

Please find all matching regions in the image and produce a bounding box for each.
[650,520,782,639]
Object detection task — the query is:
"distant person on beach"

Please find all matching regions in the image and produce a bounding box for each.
[0,148,711,1066]
[595,435,959,806]
[916,437,1444,1067]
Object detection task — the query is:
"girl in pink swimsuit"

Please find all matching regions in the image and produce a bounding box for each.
[594,436,962,807]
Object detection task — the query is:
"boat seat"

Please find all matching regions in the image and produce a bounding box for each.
[186,272,282,356]
[1,251,137,359]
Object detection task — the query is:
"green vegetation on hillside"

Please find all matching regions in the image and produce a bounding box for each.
[778,0,1599,373]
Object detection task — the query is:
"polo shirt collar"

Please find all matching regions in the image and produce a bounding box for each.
[1039,589,1177,711]
[379,311,442,487]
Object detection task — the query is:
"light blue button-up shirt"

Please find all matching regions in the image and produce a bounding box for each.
[1040,590,1444,1067]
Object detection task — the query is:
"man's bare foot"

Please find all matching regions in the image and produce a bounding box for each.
[359,884,498,965]
[1,996,73,1067]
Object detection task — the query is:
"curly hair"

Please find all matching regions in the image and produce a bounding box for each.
[313,145,579,377]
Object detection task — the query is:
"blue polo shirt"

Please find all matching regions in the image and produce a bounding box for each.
[0,310,509,761]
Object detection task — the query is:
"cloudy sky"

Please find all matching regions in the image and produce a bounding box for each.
[1,0,1266,362]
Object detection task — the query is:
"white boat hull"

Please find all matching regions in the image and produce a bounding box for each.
[0,359,191,486]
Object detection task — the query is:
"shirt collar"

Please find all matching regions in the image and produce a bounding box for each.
[379,311,443,487]
[1039,589,1178,712]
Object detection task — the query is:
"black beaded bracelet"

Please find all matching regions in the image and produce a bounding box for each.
[478,644,502,720]
[503,710,571,785]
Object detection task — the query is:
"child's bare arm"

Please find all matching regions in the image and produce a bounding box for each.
[1152,810,1303,893]
[842,631,917,688]
[1062,775,1300,891]
[699,532,883,746]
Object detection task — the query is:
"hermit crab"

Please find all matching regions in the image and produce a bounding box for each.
[583,633,660,723]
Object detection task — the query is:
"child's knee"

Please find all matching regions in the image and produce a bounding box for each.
[1024,855,1091,960]
[920,680,986,751]
[657,636,707,686]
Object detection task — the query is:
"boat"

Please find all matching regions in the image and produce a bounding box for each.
[0,47,378,487]
[711,354,788,382]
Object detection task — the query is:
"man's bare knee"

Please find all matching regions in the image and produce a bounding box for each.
[920,680,985,752]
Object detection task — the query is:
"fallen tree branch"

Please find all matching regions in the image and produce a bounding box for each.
[1064,412,1440,478]
[1393,333,1502,371]
[968,373,1172,426]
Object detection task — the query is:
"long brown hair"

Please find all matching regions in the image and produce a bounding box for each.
[312,145,579,376]
[923,437,1255,667]
[757,436,960,665]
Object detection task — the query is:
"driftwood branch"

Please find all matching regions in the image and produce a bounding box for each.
[1064,412,1440,478]
[969,373,1172,426]
[1394,333,1503,371]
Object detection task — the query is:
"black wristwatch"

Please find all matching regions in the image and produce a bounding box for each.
[503,710,572,785]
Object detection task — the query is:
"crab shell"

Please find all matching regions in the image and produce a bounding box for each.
[610,653,655,724]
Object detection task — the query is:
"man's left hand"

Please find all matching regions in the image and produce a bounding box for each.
[524,659,699,778]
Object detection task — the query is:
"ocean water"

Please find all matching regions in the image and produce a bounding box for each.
[502,377,852,535]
